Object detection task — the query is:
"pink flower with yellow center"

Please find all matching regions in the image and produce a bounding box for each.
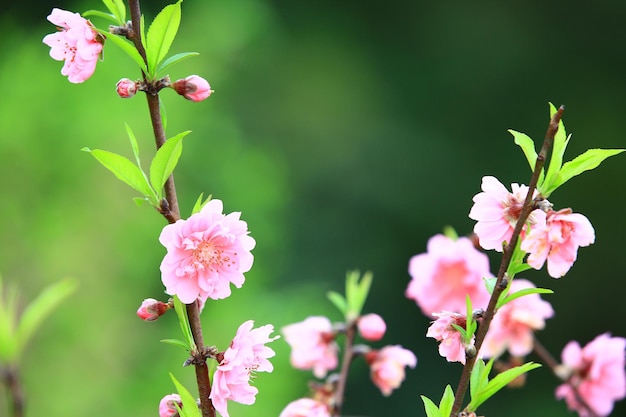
[406,234,491,317]
[481,279,554,358]
[521,208,595,278]
[159,199,255,304]
[469,176,545,251]
[210,320,279,417]
[555,333,626,417]
[42,8,104,83]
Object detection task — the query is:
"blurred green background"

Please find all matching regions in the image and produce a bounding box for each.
[1,0,625,416]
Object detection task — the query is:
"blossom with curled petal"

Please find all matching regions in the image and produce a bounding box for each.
[406,234,491,317]
[426,311,471,364]
[279,398,331,417]
[365,345,417,396]
[555,333,626,417]
[282,316,339,378]
[469,176,546,251]
[159,199,255,304]
[521,208,595,278]
[481,279,554,358]
[159,394,182,417]
[210,320,279,417]
[42,8,104,83]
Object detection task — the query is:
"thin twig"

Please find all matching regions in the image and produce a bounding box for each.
[450,106,565,416]
[2,366,24,417]
[127,2,213,416]
[332,323,357,416]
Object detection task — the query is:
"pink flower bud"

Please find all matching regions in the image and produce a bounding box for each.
[172,75,212,102]
[116,78,137,98]
[159,394,182,417]
[137,298,169,321]
[357,313,386,341]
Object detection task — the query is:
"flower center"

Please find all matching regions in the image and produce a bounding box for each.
[193,240,232,271]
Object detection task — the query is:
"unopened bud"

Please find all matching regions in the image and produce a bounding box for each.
[116,78,137,98]
[137,298,170,321]
[172,75,212,102]
[159,393,182,417]
[357,313,386,341]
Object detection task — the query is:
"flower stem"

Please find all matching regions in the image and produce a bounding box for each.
[2,366,24,417]
[450,106,565,416]
[332,322,357,417]
[127,2,213,416]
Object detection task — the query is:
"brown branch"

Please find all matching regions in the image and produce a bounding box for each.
[126,2,212,416]
[2,366,24,417]
[332,322,357,416]
[450,105,565,416]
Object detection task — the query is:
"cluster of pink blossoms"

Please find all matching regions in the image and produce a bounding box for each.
[43,8,104,83]
[210,320,279,417]
[159,199,255,304]
[469,176,595,278]
[556,334,626,417]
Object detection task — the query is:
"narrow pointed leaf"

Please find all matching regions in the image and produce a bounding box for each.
[83,10,118,24]
[543,103,568,192]
[498,287,553,309]
[101,0,125,22]
[173,296,196,351]
[16,279,77,360]
[149,131,190,195]
[468,362,540,411]
[421,396,442,417]
[157,52,200,74]
[83,148,155,199]
[99,30,148,74]
[160,338,191,351]
[191,193,212,215]
[549,148,625,195]
[327,291,347,316]
[470,359,489,401]
[170,373,202,417]
[146,1,182,73]
[125,124,142,168]
[509,129,537,171]
[439,385,455,417]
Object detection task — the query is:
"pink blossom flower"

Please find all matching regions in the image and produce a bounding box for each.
[279,398,331,417]
[469,176,546,251]
[357,313,386,341]
[521,209,595,278]
[406,234,491,317]
[481,279,554,358]
[282,316,339,378]
[159,199,255,304]
[366,345,417,396]
[116,78,137,98]
[426,311,472,364]
[210,320,279,417]
[173,75,212,102]
[159,394,182,417]
[42,8,104,83]
[555,333,626,417]
[136,298,170,321]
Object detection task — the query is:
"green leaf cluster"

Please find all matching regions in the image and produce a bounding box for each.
[327,270,373,321]
[511,103,624,198]
[83,125,189,208]
[421,385,454,417]
[467,359,540,412]
[0,277,77,365]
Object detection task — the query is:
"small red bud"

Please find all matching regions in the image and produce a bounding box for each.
[172,75,212,102]
[137,298,169,321]
[116,78,137,98]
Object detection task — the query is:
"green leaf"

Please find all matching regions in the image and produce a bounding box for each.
[101,0,126,23]
[327,291,347,316]
[509,129,538,172]
[498,287,553,309]
[83,10,119,24]
[483,276,496,295]
[160,338,191,351]
[170,373,202,417]
[191,193,212,215]
[541,103,569,195]
[98,30,148,74]
[149,131,190,198]
[157,52,200,74]
[146,1,183,74]
[439,385,455,417]
[173,296,196,351]
[544,148,625,196]
[0,278,19,362]
[133,197,149,207]
[15,279,77,361]
[83,148,155,199]
[468,362,540,411]
[464,295,474,344]
[470,359,489,402]
[125,124,142,168]
[160,97,168,132]
[421,395,442,417]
